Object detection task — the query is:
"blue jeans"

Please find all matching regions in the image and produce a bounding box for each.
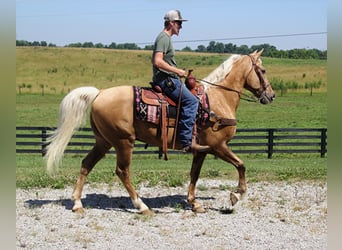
[152,77,198,147]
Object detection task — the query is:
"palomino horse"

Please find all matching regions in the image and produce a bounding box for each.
[45,50,275,215]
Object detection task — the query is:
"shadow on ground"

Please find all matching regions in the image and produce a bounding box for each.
[24,193,216,213]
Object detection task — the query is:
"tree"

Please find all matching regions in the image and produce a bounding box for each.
[18,83,26,94]
[206,41,216,53]
[181,46,192,52]
[82,42,94,48]
[66,42,82,47]
[16,40,30,46]
[15,39,327,60]
[32,41,40,46]
[236,45,249,54]
[125,43,140,50]
[215,42,225,53]
[224,43,236,53]
[305,80,322,96]
[27,84,32,93]
[250,43,277,56]
[144,45,154,50]
[95,43,104,48]
[39,84,46,96]
[196,45,206,52]
[108,42,117,49]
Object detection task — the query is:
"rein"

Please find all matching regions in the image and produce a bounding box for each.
[196,78,259,102]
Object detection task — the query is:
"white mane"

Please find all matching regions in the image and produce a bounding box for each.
[200,54,241,89]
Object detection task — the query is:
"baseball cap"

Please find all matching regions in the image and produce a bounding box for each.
[164,10,188,22]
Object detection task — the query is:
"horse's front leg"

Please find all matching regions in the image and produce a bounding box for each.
[215,143,247,206]
[187,152,207,213]
[229,161,246,206]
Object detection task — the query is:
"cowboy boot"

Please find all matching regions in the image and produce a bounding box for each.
[183,124,210,153]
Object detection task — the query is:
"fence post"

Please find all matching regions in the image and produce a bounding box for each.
[267,129,274,159]
[41,127,47,157]
[320,128,327,157]
[158,147,163,159]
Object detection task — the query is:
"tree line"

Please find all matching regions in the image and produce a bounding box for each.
[16,40,327,60]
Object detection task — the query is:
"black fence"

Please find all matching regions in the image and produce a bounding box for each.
[16,127,327,158]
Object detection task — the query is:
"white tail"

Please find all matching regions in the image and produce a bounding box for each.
[45,86,100,175]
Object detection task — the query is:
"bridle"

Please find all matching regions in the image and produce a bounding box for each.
[196,55,270,102]
[246,54,271,98]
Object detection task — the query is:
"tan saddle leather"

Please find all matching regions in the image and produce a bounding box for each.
[141,87,176,107]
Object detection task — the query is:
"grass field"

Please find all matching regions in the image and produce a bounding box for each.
[16,47,327,189]
[16,154,327,189]
[16,47,327,94]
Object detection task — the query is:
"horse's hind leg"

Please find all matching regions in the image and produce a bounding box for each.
[72,138,111,212]
[115,139,152,215]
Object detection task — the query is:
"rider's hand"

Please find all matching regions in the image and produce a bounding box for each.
[177,69,186,78]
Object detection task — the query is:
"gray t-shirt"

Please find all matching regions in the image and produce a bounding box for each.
[152,31,178,82]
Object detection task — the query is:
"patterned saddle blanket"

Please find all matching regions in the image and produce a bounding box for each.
[133,86,210,126]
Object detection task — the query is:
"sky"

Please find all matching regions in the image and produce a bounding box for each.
[16,0,327,51]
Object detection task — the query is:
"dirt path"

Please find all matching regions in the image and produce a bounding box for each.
[16,179,327,249]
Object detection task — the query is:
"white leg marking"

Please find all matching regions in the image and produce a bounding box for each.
[132,197,149,212]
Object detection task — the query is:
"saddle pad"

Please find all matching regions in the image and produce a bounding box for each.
[134,87,160,124]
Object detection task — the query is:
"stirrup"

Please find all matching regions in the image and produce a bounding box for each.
[182,144,210,153]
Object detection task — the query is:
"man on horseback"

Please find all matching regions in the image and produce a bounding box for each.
[151,9,210,153]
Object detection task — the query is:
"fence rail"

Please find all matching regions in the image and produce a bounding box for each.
[16,127,327,158]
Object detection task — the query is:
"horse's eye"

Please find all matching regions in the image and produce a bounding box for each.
[261,69,266,74]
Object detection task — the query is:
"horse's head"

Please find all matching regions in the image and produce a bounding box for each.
[244,49,275,104]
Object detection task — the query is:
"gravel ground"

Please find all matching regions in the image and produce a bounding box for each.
[16,180,327,250]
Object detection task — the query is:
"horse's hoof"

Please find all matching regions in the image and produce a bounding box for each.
[72,200,84,212]
[192,203,206,213]
[230,192,241,206]
[219,207,234,214]
[140,209,154,216]
[72,206,85,213]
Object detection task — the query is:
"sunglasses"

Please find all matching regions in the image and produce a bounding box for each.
[174,21,183,26]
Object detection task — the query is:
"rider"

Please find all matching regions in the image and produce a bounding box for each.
[151,10,210,153]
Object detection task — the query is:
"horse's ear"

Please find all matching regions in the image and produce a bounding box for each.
[251,50,258,55]
[250,49,263,57]
[256,48,264,58]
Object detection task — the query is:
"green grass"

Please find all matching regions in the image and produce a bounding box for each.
[236,92,327,128]
[16,94,61,126]
[16,154,327,189]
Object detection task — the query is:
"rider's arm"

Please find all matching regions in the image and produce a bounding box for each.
[153,51,186,78]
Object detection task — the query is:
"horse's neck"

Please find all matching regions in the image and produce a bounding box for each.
[222,69,246,93]
[207,86,241,119]
[206,59,248,118]
[204,54,241,84]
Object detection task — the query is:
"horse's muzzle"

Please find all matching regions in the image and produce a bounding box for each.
[259,91,275,104]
